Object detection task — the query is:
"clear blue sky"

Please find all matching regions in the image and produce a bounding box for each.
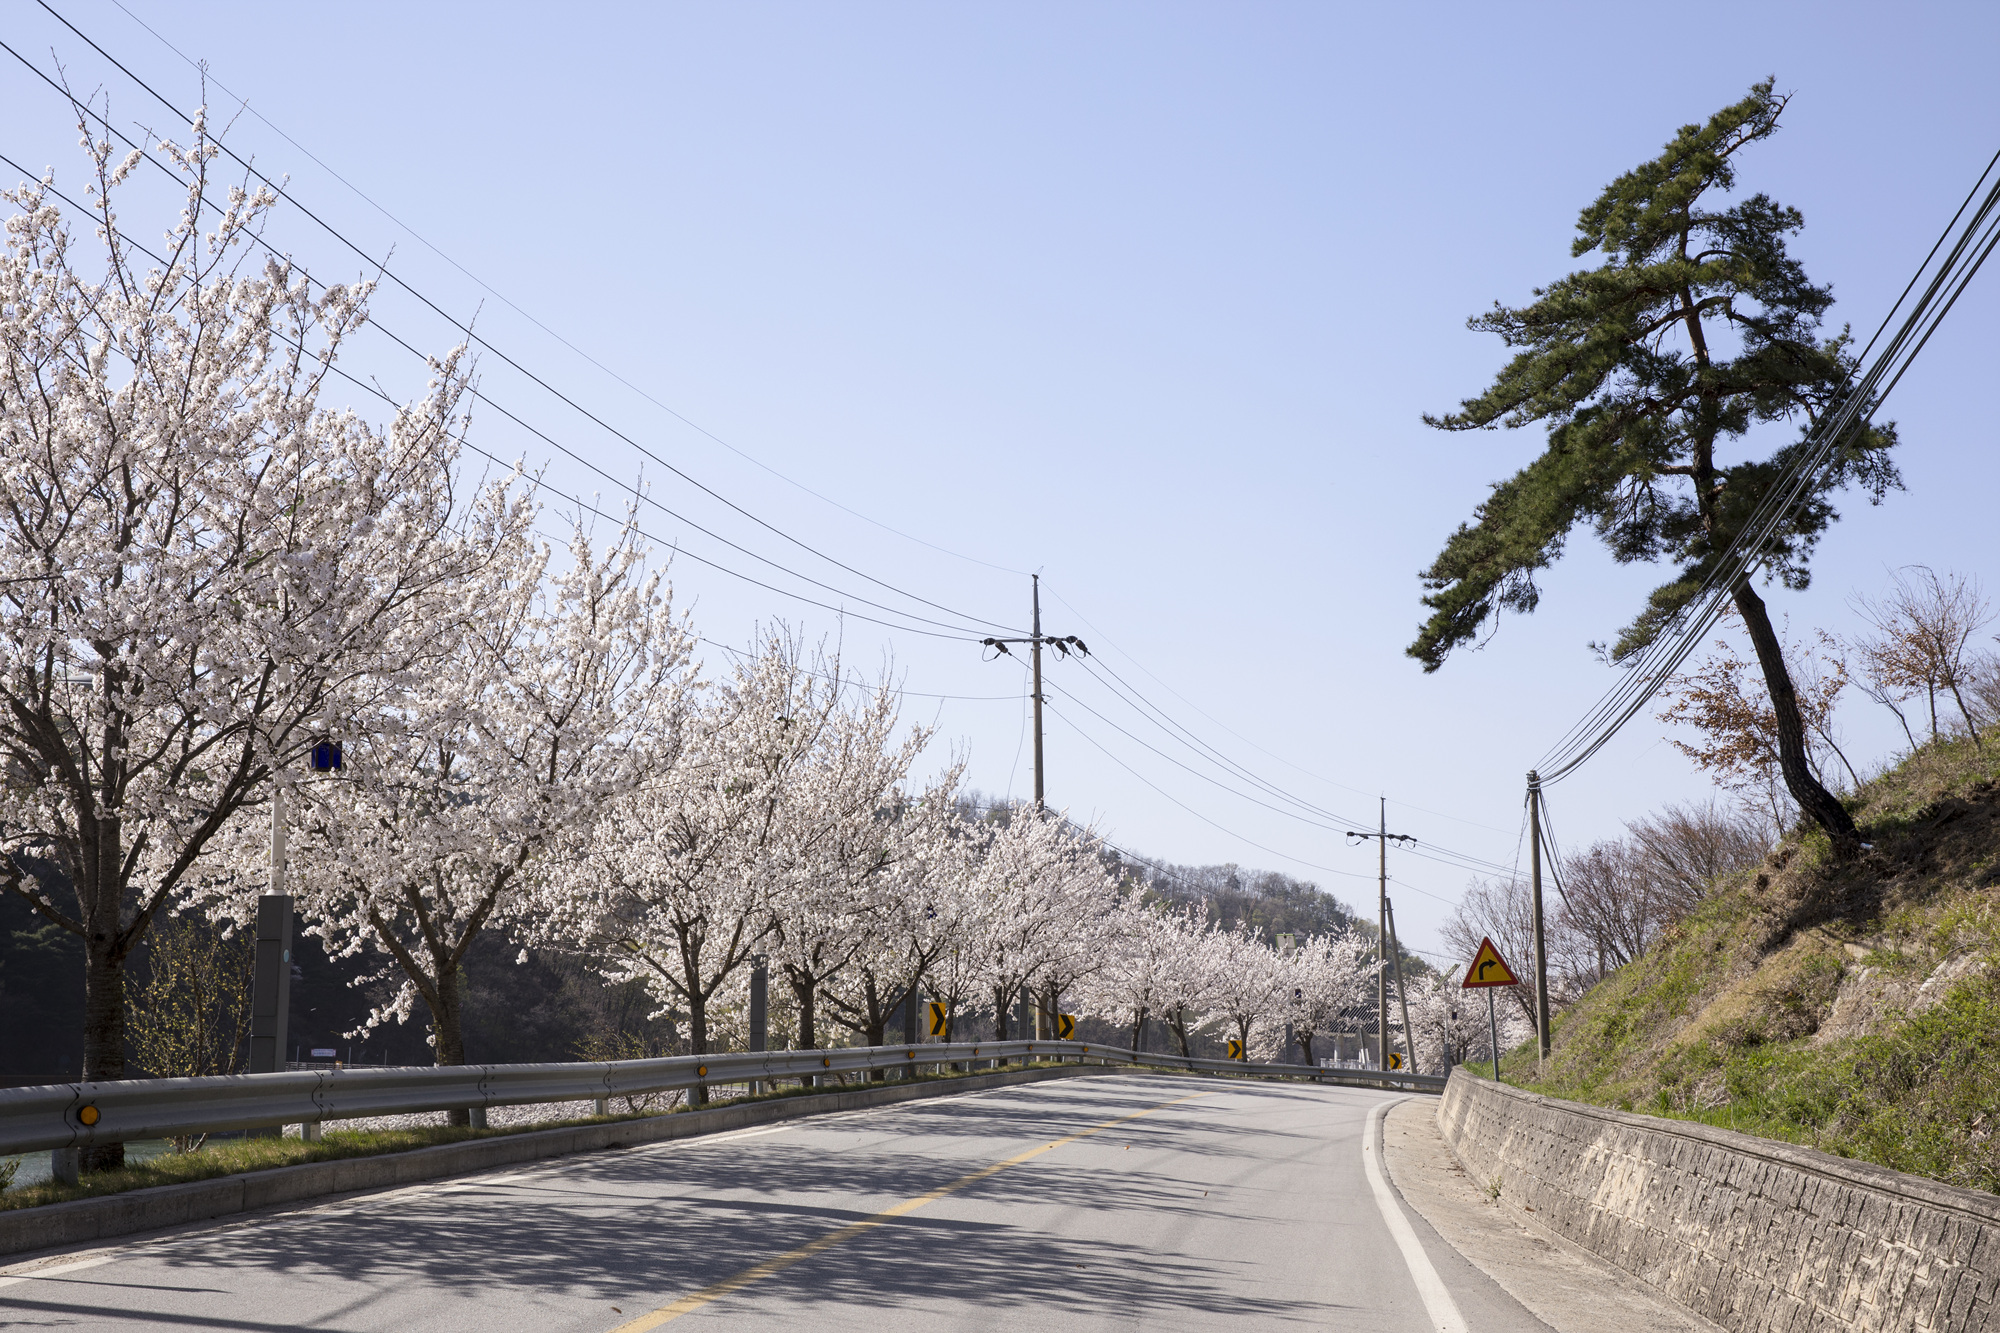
[6,2,1996,963]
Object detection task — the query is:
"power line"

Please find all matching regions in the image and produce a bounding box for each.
[14,10,1027,640]
[1062,652,1521,879]
[103,0,1031,584]
[0,138,1003,649]
[0,72,998,645]
[1042,580,1515,836]
[1042,700,1374,884]
[1044,701,1474,915]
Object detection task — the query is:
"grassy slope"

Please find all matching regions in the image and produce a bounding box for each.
[1520,735,2000,1194]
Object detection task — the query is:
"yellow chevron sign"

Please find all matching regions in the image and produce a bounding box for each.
[1226,1038,1246,1060]
[1387,1052,1404,1070]
[926,1001,948,1038]
[1056,1013,1076,1040]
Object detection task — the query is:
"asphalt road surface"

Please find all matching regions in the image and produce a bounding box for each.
[0,1074,1552,1331]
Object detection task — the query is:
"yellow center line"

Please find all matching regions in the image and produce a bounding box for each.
[607,1089,1216,1330]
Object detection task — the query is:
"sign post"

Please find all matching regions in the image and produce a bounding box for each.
[1459,936,1520,1085]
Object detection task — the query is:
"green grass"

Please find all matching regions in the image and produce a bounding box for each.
[0,1062,1058,1213]
[1511,734,2000,1194]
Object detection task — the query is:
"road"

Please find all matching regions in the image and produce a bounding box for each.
[0,1074,1551,1331]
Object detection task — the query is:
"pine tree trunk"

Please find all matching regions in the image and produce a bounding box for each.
[1732,582,1862,857]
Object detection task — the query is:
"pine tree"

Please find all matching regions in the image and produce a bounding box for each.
[1410,81,1898,857]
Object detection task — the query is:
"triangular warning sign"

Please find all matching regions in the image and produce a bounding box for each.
[1461,936,1519,989]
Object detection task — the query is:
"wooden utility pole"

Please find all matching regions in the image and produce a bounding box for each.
[1387,896,1415,1074]
[1528,769,1551,1060]
[1347,800,1414,1073]
[1379,801,1388,1071]
[1031,575,1045,810]
[980,575,1088,814]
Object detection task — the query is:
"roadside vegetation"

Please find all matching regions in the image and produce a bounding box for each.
[1517,733,2000,1193]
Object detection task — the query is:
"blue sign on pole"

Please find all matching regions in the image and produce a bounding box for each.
[309,741,343,772]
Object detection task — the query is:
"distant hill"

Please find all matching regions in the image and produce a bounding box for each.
[1522,734,2000,1192]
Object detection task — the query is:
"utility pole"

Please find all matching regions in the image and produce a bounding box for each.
[1347,799,1414,1073]
[1528,770,1551,1061]
[1031,577,1044,810]
[981,574,1088,813]
[1386,897,1415,1074]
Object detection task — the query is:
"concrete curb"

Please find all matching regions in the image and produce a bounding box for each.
[0,1063,1102,1260]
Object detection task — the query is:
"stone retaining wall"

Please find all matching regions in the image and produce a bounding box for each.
[1437,1070,2000,1332]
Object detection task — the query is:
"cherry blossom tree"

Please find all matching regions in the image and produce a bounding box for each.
[537,635,819,1100]
[921,818,997,1043]
[0,114,487,1163]
[1279,929,1373,1065]
[969,807,1116,1046]
[1076,889,1184,1051]
[765,657,935,1054]
[821,770,969,1062]
[1154,910,1227,1058]
[261,519,693,1098]
[1209,925,1287,1058]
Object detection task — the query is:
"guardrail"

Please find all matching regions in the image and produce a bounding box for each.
[0,1041,1445,1156]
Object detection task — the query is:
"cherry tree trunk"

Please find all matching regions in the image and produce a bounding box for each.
[863,979,887,1082]
[428,967,472,1127]
[80,936,129,1172]
[1128,1006,1147,1053]
[687,991,709,1107]
[78,821,131,1173]
[1732,582,1862,858]
[792,975,816,1052]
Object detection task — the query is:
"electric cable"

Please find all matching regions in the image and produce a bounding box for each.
[8,15,1028,640]
[0,102,994,644]
[1043,581,1516,836]
[1043,700,1474,912]
[0,139,1002,646]
[1064,655,1522,878]
[101,0,1031,582]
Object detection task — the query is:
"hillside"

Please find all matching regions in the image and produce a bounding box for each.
[1521,735,2000,1193]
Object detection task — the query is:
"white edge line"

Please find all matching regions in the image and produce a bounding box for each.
[1364,1099,1469,1333]
[0,1255,115,1288]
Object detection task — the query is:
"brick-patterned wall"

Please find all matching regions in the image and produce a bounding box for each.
[1437,1071,2000,1332]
